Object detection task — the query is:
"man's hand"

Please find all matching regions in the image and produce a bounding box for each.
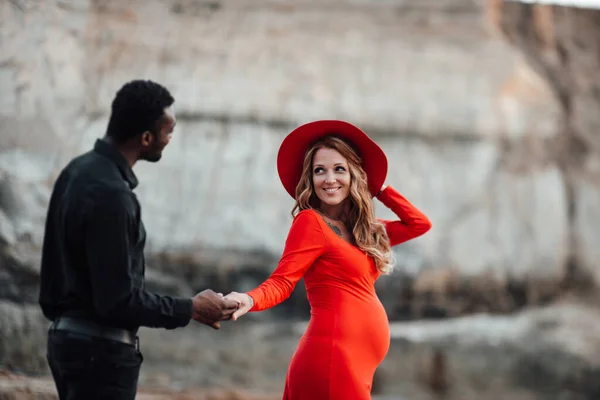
[223,292,254,321]
[191,289,240,330]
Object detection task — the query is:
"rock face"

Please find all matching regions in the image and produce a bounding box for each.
[1,0,600,376]
[0,0,579,301]
[490,0,600,287]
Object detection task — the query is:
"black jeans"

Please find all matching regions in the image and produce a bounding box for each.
[46,329,143,400]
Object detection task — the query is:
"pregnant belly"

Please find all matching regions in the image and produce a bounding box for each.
[306,291,390,365]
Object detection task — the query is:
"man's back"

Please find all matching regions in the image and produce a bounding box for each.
[40,137,196,333]
[39,141,145,330]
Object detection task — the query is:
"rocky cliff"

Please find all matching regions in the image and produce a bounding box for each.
[2,0,584,316]
[490,0,600,285]
[1,0,600,390]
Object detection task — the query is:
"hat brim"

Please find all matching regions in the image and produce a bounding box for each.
[277,120,388,199]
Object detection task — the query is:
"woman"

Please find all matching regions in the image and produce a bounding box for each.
[225,120,432,399]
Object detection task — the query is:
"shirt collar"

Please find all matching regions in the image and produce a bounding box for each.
[93,139,139,189]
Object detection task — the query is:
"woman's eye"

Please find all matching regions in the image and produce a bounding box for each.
[314,167,324,174]
[335,166,346,172]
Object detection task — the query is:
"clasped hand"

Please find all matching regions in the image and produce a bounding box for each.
[222,291,253,321]
[191,289,253,329]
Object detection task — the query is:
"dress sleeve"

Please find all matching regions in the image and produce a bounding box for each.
[376,185,432,246]
[246,210,326,311]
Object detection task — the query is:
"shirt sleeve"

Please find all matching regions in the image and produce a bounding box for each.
[376,185,432,246]
[246,210,326,311]
[84,190,193,329]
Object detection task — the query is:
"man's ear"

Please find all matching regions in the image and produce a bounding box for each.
[140,131,154,147]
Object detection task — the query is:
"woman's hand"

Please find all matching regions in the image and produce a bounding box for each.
[223,291,254,321]
[377,184,388,196]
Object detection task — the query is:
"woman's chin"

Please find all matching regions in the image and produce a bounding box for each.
[318,196,347,207]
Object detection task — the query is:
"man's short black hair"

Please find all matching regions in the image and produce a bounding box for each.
[106,80,175,142]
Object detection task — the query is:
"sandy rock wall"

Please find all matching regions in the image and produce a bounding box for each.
[1,0,572,282]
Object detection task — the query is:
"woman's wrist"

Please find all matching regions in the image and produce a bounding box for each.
[376,185,388,197]
[245,293,255,308]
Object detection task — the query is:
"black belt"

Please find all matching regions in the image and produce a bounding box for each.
[51,317,137,347]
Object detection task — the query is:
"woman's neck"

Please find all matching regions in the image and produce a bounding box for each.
[317,202,347,221]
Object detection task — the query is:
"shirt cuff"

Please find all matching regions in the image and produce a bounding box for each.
[173,297,194,327]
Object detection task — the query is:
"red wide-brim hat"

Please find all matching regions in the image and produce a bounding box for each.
[277,120,388,199]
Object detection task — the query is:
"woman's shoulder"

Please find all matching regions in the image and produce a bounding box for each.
[292,209,329,232]
[293,208,320,223]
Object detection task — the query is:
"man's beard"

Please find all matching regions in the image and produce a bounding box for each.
[140,147,162,162]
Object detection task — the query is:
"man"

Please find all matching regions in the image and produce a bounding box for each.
[38,80,239,399]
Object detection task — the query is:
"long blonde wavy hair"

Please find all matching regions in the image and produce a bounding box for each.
[291,135,395,274]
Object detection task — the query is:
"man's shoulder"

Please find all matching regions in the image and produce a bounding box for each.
[64,149,113,175]
[59,151,132,202]
[65,150,125,186]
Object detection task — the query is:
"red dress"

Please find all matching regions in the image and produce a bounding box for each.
[247,186,431,400]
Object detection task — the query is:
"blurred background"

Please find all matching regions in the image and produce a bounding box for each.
[1,0,600,399]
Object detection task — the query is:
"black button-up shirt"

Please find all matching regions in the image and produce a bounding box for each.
[39,139,193,331]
